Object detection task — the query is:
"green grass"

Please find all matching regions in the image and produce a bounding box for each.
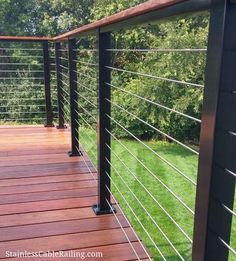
[80,127,236,261]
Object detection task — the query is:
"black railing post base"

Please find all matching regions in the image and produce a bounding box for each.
[44,123,55,128]
[56,125,67,129]
[92,204,116,216]
[68,150,82,157]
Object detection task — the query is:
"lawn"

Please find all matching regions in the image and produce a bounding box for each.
[80,127,236,261]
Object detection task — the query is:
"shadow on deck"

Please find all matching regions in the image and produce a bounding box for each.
[0,126,149,260]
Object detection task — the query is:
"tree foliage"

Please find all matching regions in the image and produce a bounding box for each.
[0,0,209,143]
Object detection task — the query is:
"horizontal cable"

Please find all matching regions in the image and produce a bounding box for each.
[106,188,152,261]
[0,55,43,58]
[0,104,46,108]
[77,112,97,132]
[79,66,97,75]
[105,127,195,213]
[0,63,43,66]
[106,48,207,52]
[74,80,97,93]
[106,157,185,260]
[0,77,44,80]
[106,97,198,155]
[0,118,45,121]
[106,66,204,88]
[222,204,236,218]
[59,64,69,70]
[75,49,97,52]
[74,137,97,182]
[60,57,68,61]
[75,131,96,159]
[218,236,236,255]
[104,198,142,261]
[63,98,70,107]
[60,72,69,79]
[225,168,236,178]
[0,98,45,101]
[75,101,97,122]
[61,80,69,88]
[106,179,166,260]
[74,91,97,109]
[0,111,45,114]
[77,81,97,95]
[0,70,44,73]
[106,124,196,186]
[105,137,193,241]
[76,72,97,81]
[61,86,70,96]
[0,84,44,87]
[75,126,97,160]
[0,48,42,51]
[76,60,98,67]
[0,90,46,94]
[107,83,201,122]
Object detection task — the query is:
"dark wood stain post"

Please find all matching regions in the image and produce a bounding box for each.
[93,30,115,215]
[192,1,236,260]
[55,42,66,129]
[43,41,54,127]
[68,39,81,156]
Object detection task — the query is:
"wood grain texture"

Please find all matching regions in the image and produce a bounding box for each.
[54,0,186,40]
[0,126,150,260]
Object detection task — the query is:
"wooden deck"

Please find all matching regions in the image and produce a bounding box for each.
[0,126,149,260]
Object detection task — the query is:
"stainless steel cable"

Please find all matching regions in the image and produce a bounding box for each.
[106,82,201,123]
[106,48,207,52]
[77,112,97,132]
[105,157,187,260]
[105,121,196,186]
[107,188,152,260]
[222,204,236,218]
[106,66,204,88]
[218,236,236,255]
[105,178,166,260]
[74,101,97,122]
[77,72,97,81]
[106,97,198,155]
[105,140,193,241]
[77,81,97,95]
[74,90,97,109]
[76,60,98,67]
[104,198,142,261]
[59,64,69,70]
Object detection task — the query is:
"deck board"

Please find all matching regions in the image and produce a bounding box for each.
[0,126,150,260]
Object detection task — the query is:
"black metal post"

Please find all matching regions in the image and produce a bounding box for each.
[55,42,66,129]
[68,39,81,157]
[192,1,236,260]
[43,41,54,127]
[93,30,115,215]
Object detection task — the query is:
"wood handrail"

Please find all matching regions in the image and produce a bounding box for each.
[0,0,187,42]
[0,36,53,41]
[54,0,186,41]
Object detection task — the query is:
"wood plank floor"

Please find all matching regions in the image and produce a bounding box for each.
[0,126,150,260]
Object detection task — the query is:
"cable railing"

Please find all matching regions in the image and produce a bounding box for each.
[0,42,57,124]
[0,0,235,260]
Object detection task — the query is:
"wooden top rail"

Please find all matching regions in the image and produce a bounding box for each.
[53,0,187,41]
[0,0,211,42]
[0,36,53,42]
